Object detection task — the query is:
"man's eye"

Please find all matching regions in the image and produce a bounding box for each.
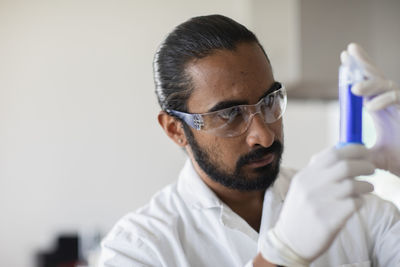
[218,107,241,120]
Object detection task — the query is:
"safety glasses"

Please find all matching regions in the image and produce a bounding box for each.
[167,84,287,137]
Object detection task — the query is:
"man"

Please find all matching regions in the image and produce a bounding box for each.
[99,15,400,266]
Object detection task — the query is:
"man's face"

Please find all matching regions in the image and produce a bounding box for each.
[184,42,284,191]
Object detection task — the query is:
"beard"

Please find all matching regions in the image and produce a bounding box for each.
[183,124,283,191]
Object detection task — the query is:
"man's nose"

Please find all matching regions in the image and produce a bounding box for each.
[245,113,275,148]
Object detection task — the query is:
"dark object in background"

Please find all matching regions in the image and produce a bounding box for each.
[36,234,83,267]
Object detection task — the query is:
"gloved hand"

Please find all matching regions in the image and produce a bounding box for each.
[341,43,400,177]
[260,145,375,266]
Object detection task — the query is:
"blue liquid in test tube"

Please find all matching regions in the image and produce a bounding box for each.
[338,55,365,147]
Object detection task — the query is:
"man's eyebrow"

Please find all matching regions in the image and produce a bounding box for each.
[257,81,282,101]
[207,81,282,113]
[208,100,247,113]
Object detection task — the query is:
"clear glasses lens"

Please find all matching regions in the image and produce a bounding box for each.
[206,88,287,137]
[262,88,287,123]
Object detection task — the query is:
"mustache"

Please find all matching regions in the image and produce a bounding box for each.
[236,141,283,169]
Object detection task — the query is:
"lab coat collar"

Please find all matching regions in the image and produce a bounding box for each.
[177,159,223,210]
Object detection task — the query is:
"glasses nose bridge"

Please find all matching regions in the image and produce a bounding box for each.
[244,103,265,131]
[247,101,263,119]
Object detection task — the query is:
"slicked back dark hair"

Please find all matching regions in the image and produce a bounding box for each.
[153,14,269,112]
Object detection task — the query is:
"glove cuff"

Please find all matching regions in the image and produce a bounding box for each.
[260,228,310,267]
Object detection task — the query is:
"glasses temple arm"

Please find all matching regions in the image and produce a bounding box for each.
[167,109,202,130]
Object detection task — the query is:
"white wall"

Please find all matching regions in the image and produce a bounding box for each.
[283,100,333,169]
[0,1,253,266]
[1,1,399,267]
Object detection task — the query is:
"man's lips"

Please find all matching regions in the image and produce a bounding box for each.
[246,153,275,168]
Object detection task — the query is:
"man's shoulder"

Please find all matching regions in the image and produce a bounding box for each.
[99,182,191,266]
[105,182,189,242]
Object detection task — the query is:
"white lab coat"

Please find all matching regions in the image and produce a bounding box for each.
[99,159,400,267]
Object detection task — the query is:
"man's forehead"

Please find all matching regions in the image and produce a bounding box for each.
[185,42,274,113]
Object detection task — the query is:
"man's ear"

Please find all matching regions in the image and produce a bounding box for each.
[158,111,187,147]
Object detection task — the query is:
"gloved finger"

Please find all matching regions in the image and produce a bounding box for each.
[340,50,368,71]
[309,146,338,166]
[342,179,374,197]
[309,145,371,171]
[352,180,374,195]
[351,79,396,97]
[310,144,370,167]
[335,144,371,160]
[330,159,375,180]
[327,179,373,199]
[347,43,374,66]
[347,43,385,79]
[340,49,376,78]
[365,89,400,111]
[340,50,351,66]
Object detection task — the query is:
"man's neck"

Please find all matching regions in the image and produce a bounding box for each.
[192,160,265,232]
